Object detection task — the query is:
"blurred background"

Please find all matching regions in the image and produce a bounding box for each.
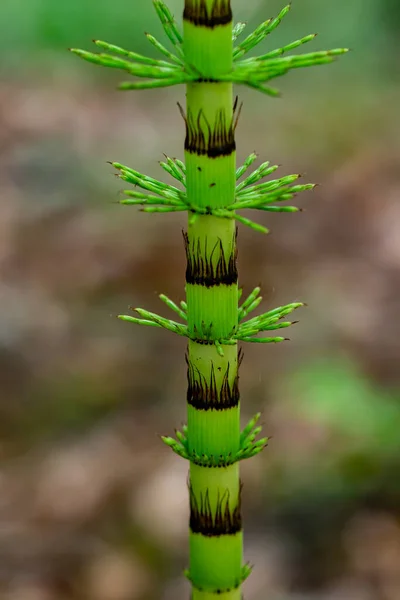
[0,0,399,598]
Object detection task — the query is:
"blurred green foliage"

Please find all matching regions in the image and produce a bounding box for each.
[294,358,400,455]
[270,358,400,503]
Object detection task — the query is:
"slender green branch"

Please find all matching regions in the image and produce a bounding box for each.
[159,293,188,321]
[233,5,292,61]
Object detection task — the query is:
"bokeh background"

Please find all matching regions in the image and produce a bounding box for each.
[1,0,399,598]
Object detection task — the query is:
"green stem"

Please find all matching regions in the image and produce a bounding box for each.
[183,1,242,597]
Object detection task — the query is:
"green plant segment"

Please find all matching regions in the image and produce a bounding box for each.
[71,1,347,597]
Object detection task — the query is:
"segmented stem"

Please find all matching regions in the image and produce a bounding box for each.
[183,2,243,597]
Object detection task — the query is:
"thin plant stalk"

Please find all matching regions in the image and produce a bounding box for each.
[183,3,242,597]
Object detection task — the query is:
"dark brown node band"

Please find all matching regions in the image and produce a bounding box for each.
[187,107,235,157]
[178,100,242,158]
[186,353,242,410]
[189,484,242,536]
[184,233,238,287]
[184,0,232,28]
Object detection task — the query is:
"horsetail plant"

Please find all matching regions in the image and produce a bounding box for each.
[71,1,347,597]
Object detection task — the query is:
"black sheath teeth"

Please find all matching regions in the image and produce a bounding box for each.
[181,106,236,158]
[184,232,238,287]
[186,354,240,411]
[184,0,232,28]
[189,483,242,536]
[178,100,242,158]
